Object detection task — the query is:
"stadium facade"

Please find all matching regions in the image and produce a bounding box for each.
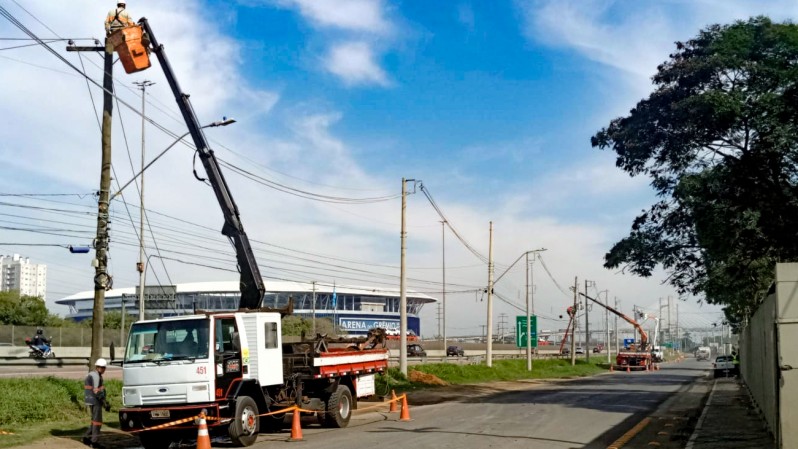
[55,281,436,336]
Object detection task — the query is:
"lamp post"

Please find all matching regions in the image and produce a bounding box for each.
[109,118,237,319]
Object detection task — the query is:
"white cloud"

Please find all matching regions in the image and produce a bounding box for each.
[275,0,391,34]
[324,41,390,87]
[516,0,798,97]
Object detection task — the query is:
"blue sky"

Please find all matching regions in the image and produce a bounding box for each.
[4,0,794,337]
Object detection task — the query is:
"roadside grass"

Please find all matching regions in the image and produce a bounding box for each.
[0,377,122,448]
[377,357,608,394]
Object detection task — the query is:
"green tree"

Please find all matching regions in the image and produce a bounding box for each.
[0,290,54,326]
[591,17,798,326]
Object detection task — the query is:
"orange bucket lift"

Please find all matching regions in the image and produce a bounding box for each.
[108,25,151,74]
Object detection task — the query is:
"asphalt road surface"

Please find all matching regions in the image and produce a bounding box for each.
[247,359,709,449]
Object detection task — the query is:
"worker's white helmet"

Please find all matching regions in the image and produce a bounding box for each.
[95,358,108,367]
[117,1,126,6]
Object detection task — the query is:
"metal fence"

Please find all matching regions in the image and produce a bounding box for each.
[740,262,798,449]
[0,324,128,347]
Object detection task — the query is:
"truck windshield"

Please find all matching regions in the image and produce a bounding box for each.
[125,318,209,363]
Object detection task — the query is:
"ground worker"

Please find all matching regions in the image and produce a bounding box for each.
[105,1,135,36]
[83,358,110,449]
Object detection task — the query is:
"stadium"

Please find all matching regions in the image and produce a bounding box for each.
[55,280,436,336]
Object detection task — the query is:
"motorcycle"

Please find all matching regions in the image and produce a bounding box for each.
[25,337,56,359]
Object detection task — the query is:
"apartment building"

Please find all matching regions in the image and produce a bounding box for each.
[0,254,47,300]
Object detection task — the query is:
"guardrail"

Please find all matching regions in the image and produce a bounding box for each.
[0,356,89,367]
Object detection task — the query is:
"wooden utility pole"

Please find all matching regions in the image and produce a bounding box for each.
[571,277,577,366]
[486,221,494,368]
[89,40,115,366]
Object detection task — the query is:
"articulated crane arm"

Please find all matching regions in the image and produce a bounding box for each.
[579,293,648,351]
[139,18,265,310]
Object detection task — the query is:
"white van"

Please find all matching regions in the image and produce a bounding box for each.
[695,346,711,361]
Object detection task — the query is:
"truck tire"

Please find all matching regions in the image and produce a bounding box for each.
[139,432,174,449]
[322,384,352,428]
[229,396,259,447]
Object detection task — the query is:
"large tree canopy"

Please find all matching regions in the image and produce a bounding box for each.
[591,17,798,326]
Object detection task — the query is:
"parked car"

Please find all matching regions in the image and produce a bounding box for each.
[575,347,585,354]
[713,355,736,378]
[561,347,570,355]
[446,345,465,357]
[593,344,604,353]
[407,344,426,357]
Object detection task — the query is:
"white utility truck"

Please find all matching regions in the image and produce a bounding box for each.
[119,312,388,448]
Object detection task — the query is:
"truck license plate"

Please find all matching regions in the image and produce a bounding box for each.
[150,410,170,419]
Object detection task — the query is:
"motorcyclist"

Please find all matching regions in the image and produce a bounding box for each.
[32,329,51,354]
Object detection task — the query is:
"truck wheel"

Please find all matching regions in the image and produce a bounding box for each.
[229,396,259,447]
[323,385,352,428]
[139,432,174,449]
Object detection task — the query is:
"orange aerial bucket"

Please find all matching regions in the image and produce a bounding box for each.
[108,25,151,74]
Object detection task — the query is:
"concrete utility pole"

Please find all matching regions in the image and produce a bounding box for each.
[441,220,446,359]
[66,39,112,367]
[659,297,663,347]
[311,281,316,336]
[571,277,578,366]
[525,252,531,371]
[399,178,410,376]
[486,221,494,368]
[88,40,116,367]
[584,280,592,362]
[615,297,620,352]
[134,80,155,321]
[603,290,610,364]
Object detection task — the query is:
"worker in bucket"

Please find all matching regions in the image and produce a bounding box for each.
[83,358,110,449]
[105,1,135,36]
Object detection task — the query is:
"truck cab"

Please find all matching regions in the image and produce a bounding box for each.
[120,313,283,447]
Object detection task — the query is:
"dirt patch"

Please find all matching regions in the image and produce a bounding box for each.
[407,370,448,386]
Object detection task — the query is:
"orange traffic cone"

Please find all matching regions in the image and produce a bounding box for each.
[609,364,614,372]
[289,408,303,442]
[389,390,398,413]
[197,413,211,449]
[626,365,630,373]
[399,394,412,422]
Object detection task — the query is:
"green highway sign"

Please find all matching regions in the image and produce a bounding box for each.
[516,315,538,348]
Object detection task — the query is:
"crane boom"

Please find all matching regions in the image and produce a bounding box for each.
[579,293,648,351]
[139,18,266,309]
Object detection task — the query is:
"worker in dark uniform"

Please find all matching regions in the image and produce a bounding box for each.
[83,358,109,448]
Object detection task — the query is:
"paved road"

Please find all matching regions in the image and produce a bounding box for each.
[248,359,709,449]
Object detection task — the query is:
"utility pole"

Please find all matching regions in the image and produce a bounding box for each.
[120,294,126,347]
[603,290,610,364]
[312,281,316,336]
[486,221,494,368]
[584,280,593,362]
[399,178,410,376]
[65,40,110,366]
[615,297,620,352]
[667,296,672,347]
[676,303,680,351]
[91,40,115,366]
[659,298,663,347]
[441,220,447,359]
[133,80,154,321]
[571,277,578,366]
[525,252,531,371]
